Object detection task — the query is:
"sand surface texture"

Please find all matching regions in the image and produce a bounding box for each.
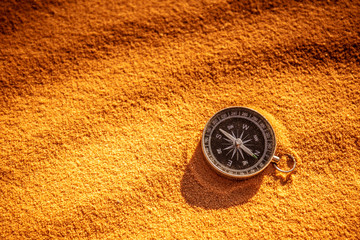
[1,0,360,239]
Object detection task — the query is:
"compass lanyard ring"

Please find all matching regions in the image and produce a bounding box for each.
[272,154,297,173]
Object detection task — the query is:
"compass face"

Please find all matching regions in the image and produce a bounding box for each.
[201,107,276,179]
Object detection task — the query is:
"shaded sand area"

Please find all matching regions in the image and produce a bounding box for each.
[1,0,359,239]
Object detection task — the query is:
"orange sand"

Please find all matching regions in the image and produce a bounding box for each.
[1,0,360,239]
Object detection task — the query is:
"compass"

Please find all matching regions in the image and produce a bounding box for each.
[201,107,296,179]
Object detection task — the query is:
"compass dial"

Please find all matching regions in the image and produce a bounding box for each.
[202,107,277,179]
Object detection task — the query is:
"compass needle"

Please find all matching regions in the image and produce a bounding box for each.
[219,128,236,142]
[241,145,257,159]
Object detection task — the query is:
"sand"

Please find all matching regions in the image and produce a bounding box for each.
[1,0,360,239]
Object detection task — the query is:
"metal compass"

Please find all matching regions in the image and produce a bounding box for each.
[201,107,296,179]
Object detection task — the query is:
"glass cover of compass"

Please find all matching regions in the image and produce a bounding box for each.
[201,107,277,179]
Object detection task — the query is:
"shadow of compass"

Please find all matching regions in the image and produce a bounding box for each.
[180,142,268,209]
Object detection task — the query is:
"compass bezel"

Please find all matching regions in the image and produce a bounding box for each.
[201,107,277,179]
